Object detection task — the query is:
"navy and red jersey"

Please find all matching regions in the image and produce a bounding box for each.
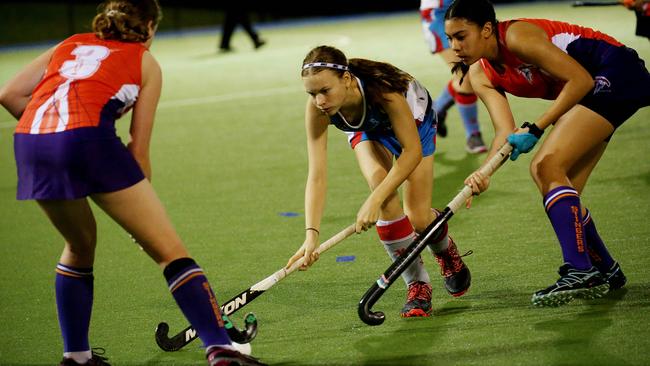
[329,77,433,134]
[479,18,623,100]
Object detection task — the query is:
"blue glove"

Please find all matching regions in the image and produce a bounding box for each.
[507,132,539,161]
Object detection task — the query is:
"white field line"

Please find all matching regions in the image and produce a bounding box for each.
[0,85,301,129]
[157,85,299,109]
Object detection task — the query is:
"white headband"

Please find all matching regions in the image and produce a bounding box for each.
[302,62,349,71]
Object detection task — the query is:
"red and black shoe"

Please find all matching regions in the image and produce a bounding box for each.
[400,281,432,317]
[434,237,471,297]
[207,346,267,366]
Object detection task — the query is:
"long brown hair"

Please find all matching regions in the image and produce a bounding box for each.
[92,0,162,43]
[301,45,412,105]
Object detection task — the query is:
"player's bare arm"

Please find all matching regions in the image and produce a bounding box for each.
[468,63,515,157]
[506,21,594,130]
[464,63,514,198]
[129,50,162,180]
[287,100,330,269]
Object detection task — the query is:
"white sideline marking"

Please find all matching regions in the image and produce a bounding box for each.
[158,85,299,109]
[0,85,301,129]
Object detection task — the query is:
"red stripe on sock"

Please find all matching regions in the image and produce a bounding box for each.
[376,216,414,242]
[454,92,477,105]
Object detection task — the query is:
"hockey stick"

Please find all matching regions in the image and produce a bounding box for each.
[128,237,257,345]
[358,142,513,326]
[155,224,357,351]
[572,1,621,6]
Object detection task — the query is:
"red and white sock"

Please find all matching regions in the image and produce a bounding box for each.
[377,215,430,285]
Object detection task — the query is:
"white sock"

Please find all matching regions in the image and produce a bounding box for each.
[207,342,252,356]
[63,351,91,363]
[232,341,252,355]
[377,216,431,285]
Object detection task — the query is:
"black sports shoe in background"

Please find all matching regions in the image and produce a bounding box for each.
[434,99,454,138]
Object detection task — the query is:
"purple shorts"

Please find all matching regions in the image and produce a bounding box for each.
[572,44,650,129]
[14,127,145,200]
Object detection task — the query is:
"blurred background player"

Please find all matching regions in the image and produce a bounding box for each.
[623,0,650,41]
[445,0,649,306]
[286,45,472,318]
[419,0,487,153]
[219,2,266,52]
[0,0,264,365]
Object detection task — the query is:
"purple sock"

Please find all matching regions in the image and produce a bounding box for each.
[164,258,230,347]
[543,186,591,270]
[583,208,615,272]
[55,264,93,352]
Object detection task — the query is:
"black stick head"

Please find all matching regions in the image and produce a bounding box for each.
[226,312,258,344]
[358,283,387,326]
[155,322,183,352]
[359,309,386,326]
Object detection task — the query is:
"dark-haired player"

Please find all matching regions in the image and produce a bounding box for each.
[444,0,649,306]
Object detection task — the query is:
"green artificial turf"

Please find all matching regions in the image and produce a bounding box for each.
[1,2,649,365]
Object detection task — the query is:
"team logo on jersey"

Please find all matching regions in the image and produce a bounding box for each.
[593,76,611,95]
[516,66,534,83]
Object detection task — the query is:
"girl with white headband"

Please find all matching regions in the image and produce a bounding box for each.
[287,45,472,318]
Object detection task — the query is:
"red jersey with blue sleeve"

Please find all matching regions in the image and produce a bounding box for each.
[479,19,623,100]
[16,33,146,134]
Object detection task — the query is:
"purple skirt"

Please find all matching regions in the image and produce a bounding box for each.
[14,127,145,200]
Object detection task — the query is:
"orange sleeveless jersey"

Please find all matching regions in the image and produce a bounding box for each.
[479,19,622,100]
[16,33,146,134]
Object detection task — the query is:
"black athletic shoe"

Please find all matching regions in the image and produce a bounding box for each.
[603,262,627,291]
[436,111,448,137]
[59,348,111,366]
[254,39,267,49]
[207,346,267,366]
[435,99,454,138]
[434,237,471,297]
[532,264,609,307]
